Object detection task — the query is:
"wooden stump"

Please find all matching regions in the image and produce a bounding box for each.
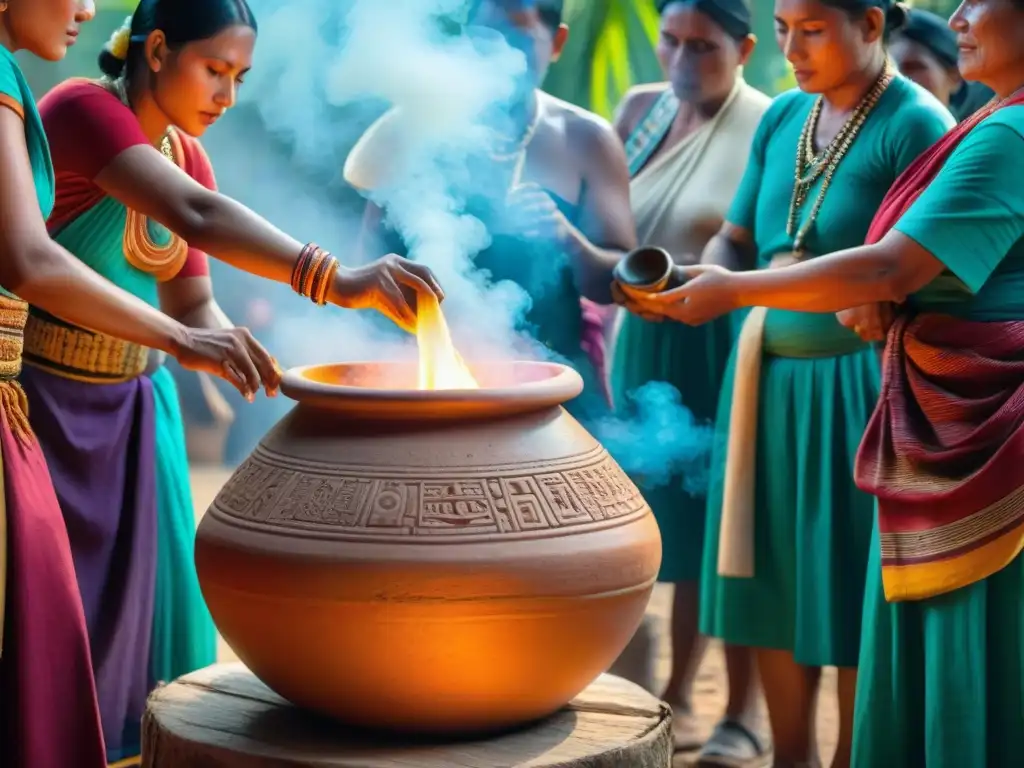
[142,662,672,768]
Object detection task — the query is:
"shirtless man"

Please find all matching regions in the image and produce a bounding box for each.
[360,0,636,419]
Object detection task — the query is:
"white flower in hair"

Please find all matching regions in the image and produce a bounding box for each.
[106,16,133,61]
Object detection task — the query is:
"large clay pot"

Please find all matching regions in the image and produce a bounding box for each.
[196,361,661,735]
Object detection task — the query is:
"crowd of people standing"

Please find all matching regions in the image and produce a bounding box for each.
[601,1,1024,767]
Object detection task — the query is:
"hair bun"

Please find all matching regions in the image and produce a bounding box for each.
[97,49,127,78]
[98,16,132,78]
[886,2,909,32]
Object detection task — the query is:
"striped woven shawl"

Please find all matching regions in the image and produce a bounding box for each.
[854,91,1024,602]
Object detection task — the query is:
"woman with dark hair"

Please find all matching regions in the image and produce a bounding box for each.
[33,0,443,762]
[619,0,1024,762]
[616,0,954,765]
[361,0,636,425]
[891,6,995,121]
[609,0,769,763]
[891,7,963,109]
[892,6,996,122]
[0,0,288,765]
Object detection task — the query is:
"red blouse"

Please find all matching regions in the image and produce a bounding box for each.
[39,78,213,279]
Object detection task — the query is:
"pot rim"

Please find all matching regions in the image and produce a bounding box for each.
[279,360,584,421]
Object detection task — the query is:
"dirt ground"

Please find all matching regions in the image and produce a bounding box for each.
[189,466,840,766]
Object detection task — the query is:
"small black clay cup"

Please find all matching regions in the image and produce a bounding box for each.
[614,246,676,296]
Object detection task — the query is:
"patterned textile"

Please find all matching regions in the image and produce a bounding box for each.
[855,90,1024,601]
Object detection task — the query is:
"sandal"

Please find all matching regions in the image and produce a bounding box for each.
[695,718,770,768]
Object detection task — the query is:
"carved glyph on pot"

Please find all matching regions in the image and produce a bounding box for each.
[215,445,644,535]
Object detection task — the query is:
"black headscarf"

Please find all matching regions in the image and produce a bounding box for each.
[656,0,753,41]
[897,8,958,69]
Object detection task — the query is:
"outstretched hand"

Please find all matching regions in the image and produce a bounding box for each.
[332,254,445,333]
[174,326,281,402]
[612,264,739,326]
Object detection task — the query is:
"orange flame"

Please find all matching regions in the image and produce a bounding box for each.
[416,293,479,390]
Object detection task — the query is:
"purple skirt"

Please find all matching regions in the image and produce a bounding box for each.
[20,366,156,763]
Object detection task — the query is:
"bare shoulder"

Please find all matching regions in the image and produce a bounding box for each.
[613,82,669,137]
[541,92,623,157]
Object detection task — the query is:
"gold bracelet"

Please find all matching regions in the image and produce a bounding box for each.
[313,257,339,306]
[290,243,319,295]
[300,250,327,298]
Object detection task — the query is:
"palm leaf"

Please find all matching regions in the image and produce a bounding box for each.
[590,1,632,118]
[543,0,662,118]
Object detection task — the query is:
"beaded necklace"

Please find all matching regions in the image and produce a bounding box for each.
[488,92,542,192]
[786,61,895,255]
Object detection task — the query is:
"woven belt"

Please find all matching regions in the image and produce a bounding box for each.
[0,293,27,383]
[23,309,148,384]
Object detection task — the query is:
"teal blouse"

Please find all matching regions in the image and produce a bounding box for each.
[727,76,955,356]
[899,106,1024,321]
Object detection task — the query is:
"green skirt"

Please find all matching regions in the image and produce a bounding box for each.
[853,520,1024,767]
[611,312,734,584]
[699,346,880,667]
[150,366,217,683]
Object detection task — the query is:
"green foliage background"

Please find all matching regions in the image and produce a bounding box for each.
[541,0,964,120]
[90,0,966,120]
[541,0,796,117]
[90,0,798,116]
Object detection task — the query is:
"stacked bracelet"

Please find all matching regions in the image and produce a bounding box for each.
[289,243,318,293]
[310,252,339,306]
[291,243,339,306]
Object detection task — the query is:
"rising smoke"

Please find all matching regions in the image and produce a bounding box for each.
[238,0,538,363]
[591,382,712,493]
[200,0,712,491]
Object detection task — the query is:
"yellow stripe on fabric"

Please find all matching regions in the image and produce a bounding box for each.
[882,525,1024,602]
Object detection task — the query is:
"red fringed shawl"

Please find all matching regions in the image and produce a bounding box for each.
[855,91,1024,602]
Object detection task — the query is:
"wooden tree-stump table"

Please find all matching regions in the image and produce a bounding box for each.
[142,662,672,767]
